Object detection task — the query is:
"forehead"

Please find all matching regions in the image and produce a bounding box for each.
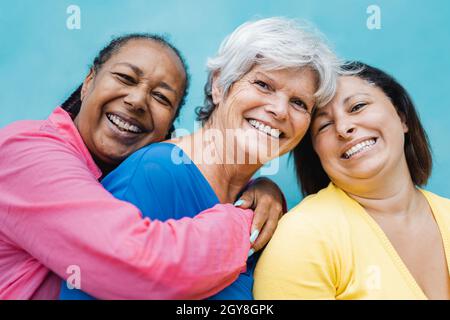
[337,76,373,93]
[334,75,393,103]
[248,65,317,81]
[105,39,186,81]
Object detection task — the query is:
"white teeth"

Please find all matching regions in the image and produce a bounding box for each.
[107,114,143,133]
[248,119,281,138]
[343,139,376,159]
[271,128,279,137]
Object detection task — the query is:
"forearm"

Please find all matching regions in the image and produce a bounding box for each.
[3,196,252,299]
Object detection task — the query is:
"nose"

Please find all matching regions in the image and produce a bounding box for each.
[335,116,355,139]
[123,86,147,114]
[264,96,288,121]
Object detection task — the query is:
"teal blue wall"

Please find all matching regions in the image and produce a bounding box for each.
[1,0,449,208]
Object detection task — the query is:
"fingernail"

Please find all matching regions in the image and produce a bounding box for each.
[234,199,245,207]
[249,229,260,244]
[248,248,255,258]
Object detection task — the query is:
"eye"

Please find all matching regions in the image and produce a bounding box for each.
[291,98,308,112]
[350,102,366,113]
[253,80,272,91]
[152,92,172,108]
[317,121,332,133]
[113,72,136,85]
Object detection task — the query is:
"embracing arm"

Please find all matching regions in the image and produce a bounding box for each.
[0,135,253,299]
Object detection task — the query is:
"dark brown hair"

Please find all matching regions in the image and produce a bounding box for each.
[293,61,432,196]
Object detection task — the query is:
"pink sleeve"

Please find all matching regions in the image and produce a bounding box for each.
[0,133,253,299]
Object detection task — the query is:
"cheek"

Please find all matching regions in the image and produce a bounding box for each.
[153,108,176,134]
[291,115,311,140]
[76,104,99,143]
[225,94,246,118]
[229,86,260,111]
[81,90,105,124]
[313,136,334,165]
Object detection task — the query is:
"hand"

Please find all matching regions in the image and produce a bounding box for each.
[235,177,285,255]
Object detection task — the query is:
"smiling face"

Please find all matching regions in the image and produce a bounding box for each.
[311,76,409,189]
[209,65,317,164]
[74,39,186,171]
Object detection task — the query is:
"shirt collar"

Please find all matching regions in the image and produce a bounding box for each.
[48,107,102,180]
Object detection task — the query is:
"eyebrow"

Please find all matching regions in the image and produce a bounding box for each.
[113,62,177,94]
[314,109,329,119]
[254,71,276,85]
[343,92,371,105]
[114,62,143,77]
[159,81,177,94]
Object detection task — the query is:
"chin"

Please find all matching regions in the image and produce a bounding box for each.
[101,148,134,165]
[347,163,385,179]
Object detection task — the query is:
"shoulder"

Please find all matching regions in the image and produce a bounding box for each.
[270,184,355,264]
[110,143,192,184]
[0,120,80,170]
[0,108,103,179]
[421,189,450,221]
[422,189,450,206]
[282,184,352,233]
[103,143,195,217]
[0,118,42,137]
[0,108,78,155]
[103,143,189,193]
[254,184,350,298]
[0,118,60,148]
[126,142,188,169]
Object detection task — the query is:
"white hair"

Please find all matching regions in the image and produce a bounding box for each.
[198,17,343,123]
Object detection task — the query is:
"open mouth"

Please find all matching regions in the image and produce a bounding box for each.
[106,113,145,134]
[341,138,377,159]
[247,119,284,139]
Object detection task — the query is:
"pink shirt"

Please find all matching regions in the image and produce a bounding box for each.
[0,107,253,300]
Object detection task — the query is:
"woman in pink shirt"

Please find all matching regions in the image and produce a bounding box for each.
[0,33,285,299]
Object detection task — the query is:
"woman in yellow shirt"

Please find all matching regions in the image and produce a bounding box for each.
[254,62,450,300]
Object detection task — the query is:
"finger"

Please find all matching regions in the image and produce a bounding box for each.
[250,194,275,232]
[272,202,284,220]
[252,218,278,251]
[234,198,252,209]
[234,191,255,209]
[252,202,279,248]
[250,203,269,237]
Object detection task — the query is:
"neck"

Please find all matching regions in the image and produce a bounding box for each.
[171,127,262,203]
[341,157,423,218]
[93,156,117,180]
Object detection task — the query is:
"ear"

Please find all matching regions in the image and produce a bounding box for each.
[402,121,409,133]
[80,68,95,101]
[398,111,409,133]
[211,72,223,106]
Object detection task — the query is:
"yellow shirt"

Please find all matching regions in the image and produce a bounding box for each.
[254,183,450,299]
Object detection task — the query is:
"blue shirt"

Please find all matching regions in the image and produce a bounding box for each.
[60,142,256,300]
